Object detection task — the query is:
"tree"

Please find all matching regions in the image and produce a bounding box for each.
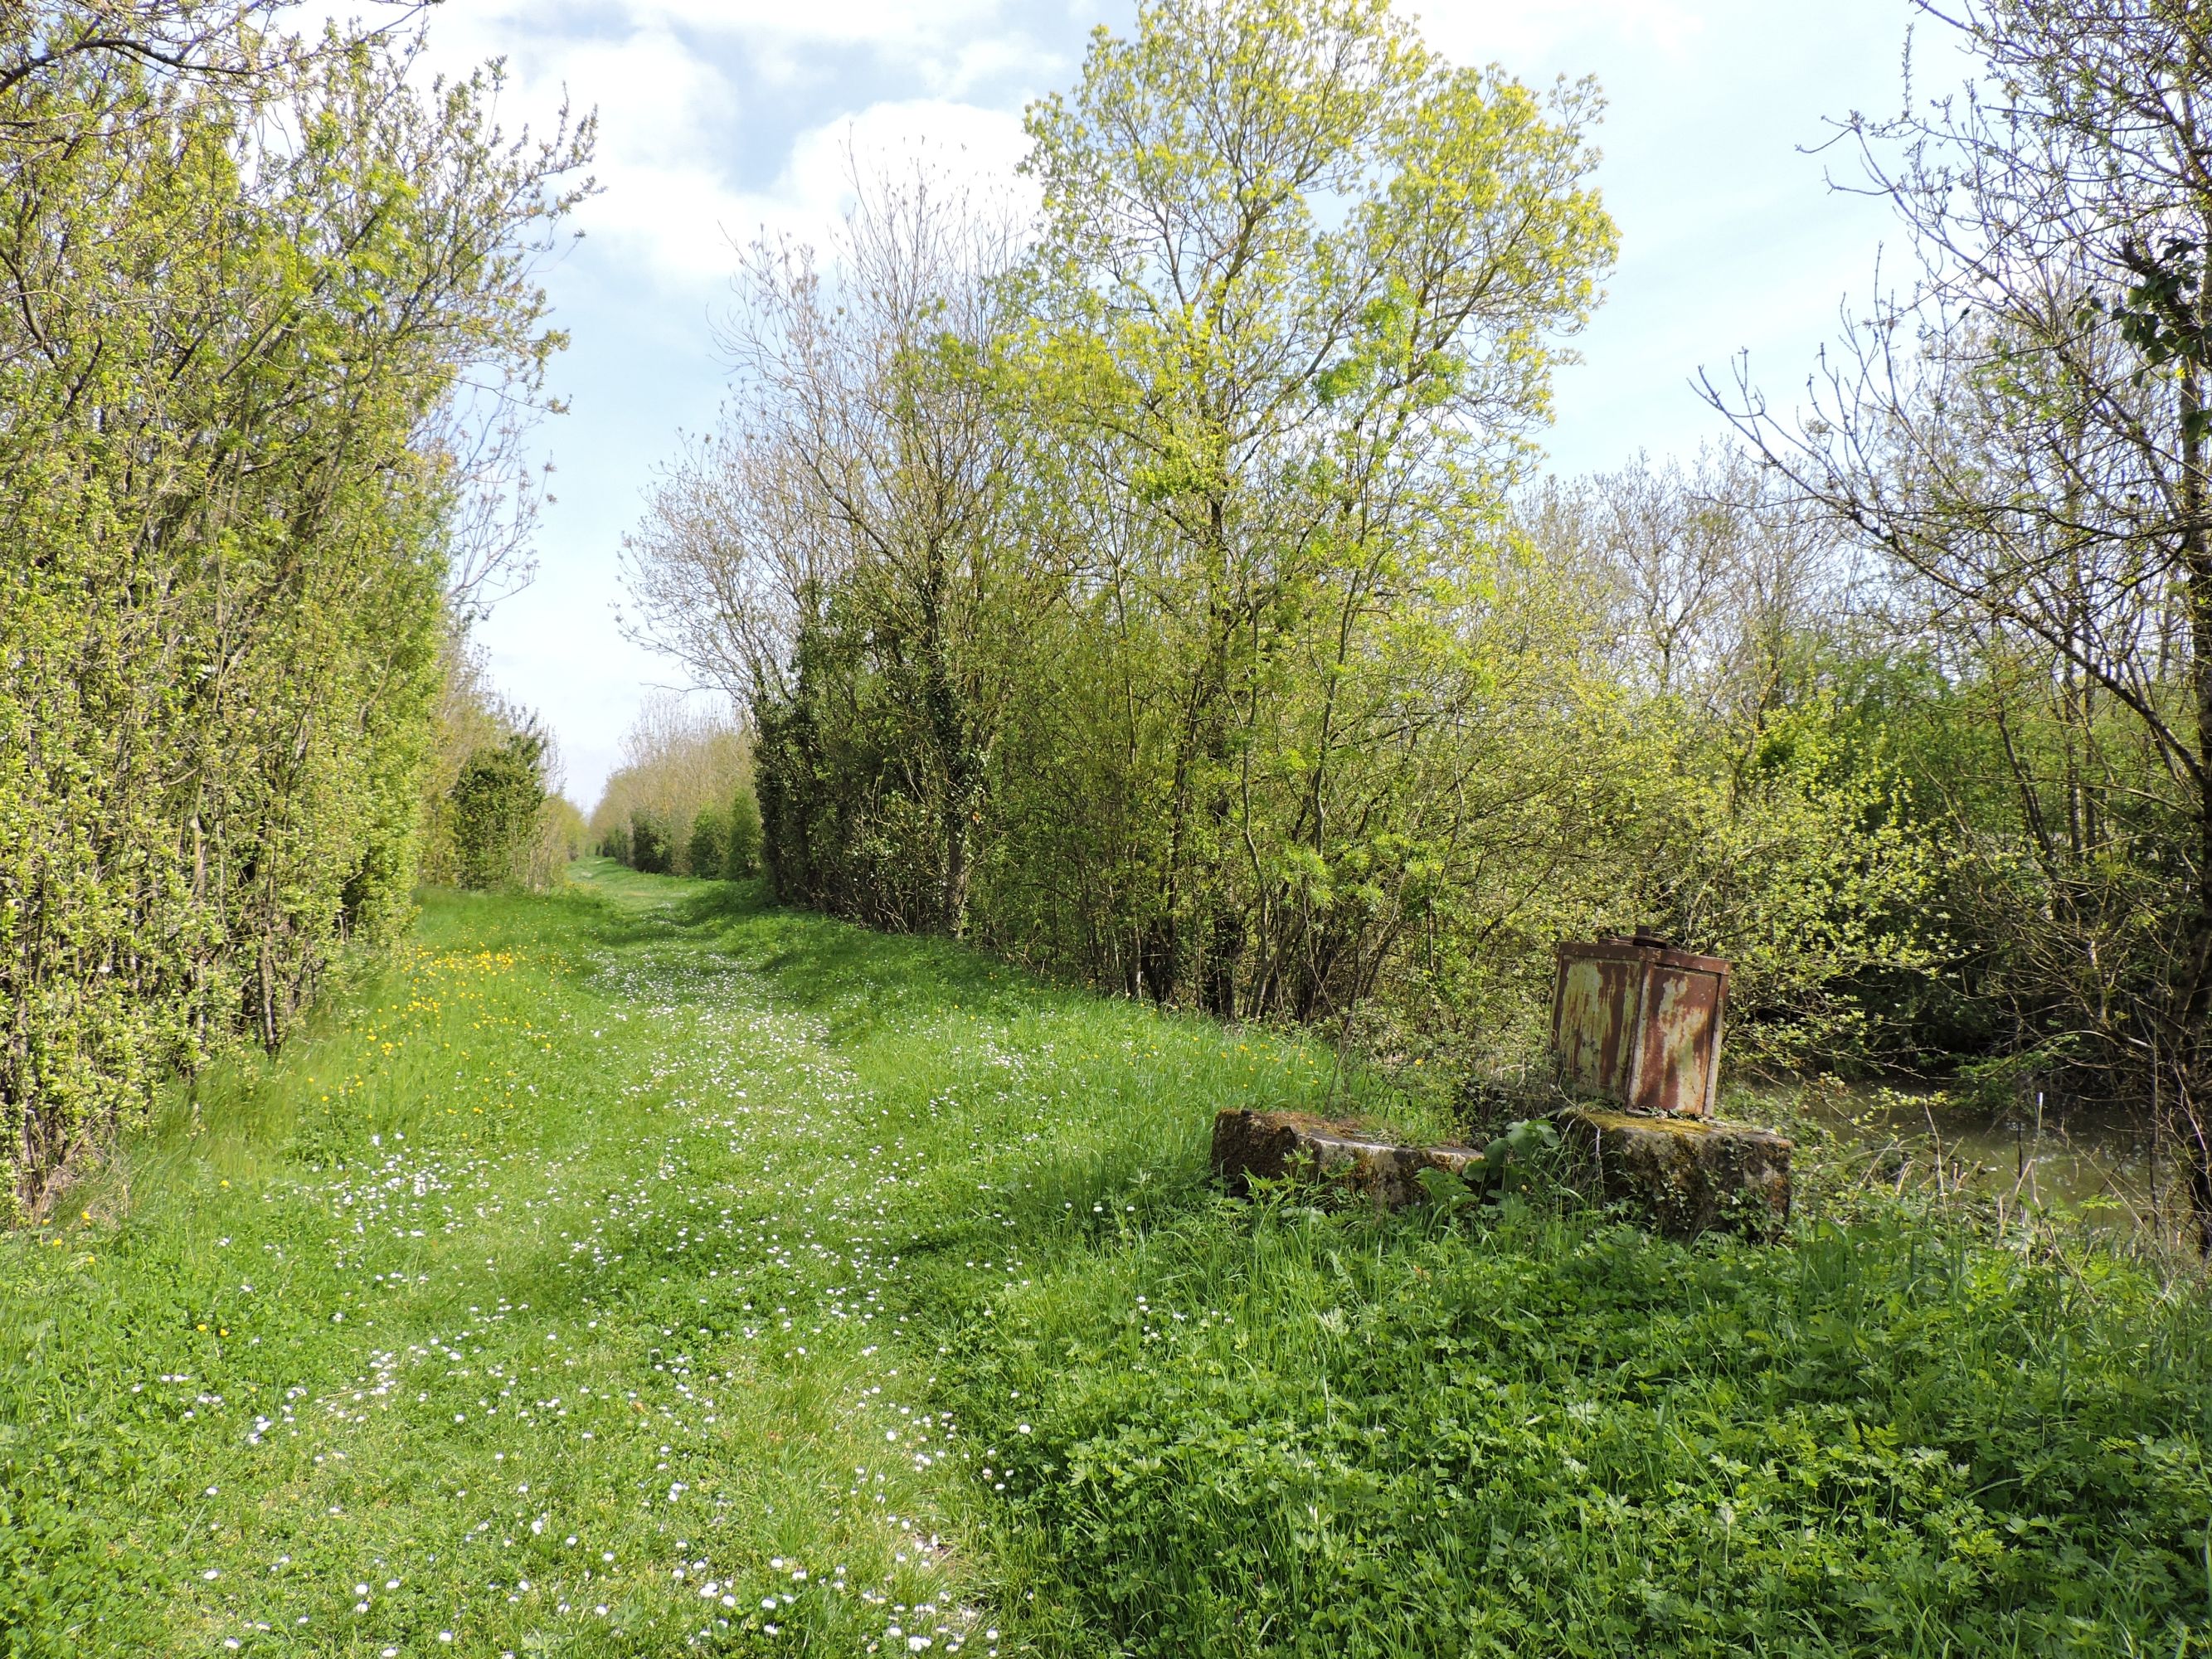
[1709,0,2212,1246]
[628,811,673,875]
[725,786,762,878]
[585,693,752,869]
[685,807,729,880]
[1522,452,1945,1067]
[624,164,1034,936]
[1010,0,1616,1015]
[450,730,550,889]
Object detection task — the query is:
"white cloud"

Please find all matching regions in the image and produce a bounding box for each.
[1415,0,1707,68]
[596,97,1036,294]
[716,97,1036,261]
[378,7,1043,292]
[533,29,754,285]
[600,0,1067,97]
[934,34,1070,100]
[617,0,1006,51]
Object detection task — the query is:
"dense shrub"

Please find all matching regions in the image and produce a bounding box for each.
[726,786,763,878]
[587,695,752,867]
[449,732,551,889]
[683,807,727,878]
[0,6,586,1214]
[628,811,674,875]
[418,647,577,893]
[625,0,1941,1085]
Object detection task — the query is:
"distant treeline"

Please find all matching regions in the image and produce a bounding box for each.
[624,0,2212,1244]
[0,2,589,1215]
[587,696,762,882]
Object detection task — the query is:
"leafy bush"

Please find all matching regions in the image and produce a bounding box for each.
[586,694,752,868]
[0,6,586,1215]
[628,810,674,874]
[727,785,763,878]
[684,807,728,878]
[450,732,549,889]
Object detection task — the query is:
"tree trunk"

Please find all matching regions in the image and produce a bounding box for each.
[918,543,975,939]
[2181,262,2212,1254]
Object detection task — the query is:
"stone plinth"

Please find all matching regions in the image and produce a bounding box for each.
[1211,1108,1481,1210]
[1557,1107,1791,1238]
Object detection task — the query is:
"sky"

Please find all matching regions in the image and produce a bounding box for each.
[401,0,1945,808]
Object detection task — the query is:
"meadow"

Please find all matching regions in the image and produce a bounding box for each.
[2,865,2209,1657]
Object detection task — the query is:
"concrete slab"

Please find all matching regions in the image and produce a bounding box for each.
[1210,1108,1483,1210]
[1557,1107,1792,1238]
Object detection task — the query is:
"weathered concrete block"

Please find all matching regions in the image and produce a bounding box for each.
[1557,1107,1792,1238]
[1211,1108,1482,1210]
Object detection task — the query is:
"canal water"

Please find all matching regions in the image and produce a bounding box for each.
[1760,1082,2196,1243]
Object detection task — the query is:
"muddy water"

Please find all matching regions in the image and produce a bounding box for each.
[1782,1085,2180,1233]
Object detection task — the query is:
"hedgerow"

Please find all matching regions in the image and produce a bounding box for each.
[0,7,588,1215]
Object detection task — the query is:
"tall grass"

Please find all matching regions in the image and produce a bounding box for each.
[2,865,2206,1655]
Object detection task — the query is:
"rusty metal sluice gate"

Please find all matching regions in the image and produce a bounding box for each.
[1551,928,1729,1118]
[1209,928,1790,1238]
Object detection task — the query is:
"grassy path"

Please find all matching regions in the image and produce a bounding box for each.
[0,865,1307,1656]
[6,866,2212,1657]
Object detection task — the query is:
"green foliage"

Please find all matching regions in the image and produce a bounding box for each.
[726,784,763,878]
[683,806,728,880]
[620,0,2204,1220]
[967,1200,2212,1657]
[1652,698,1947,1068]
[0,6,588,1214]
[654,0,1641,1039]
[1417,1117,1563,1214]
[418,646,575,894]
[586,694,752,878]
[631,2,1947,1092]
[627,810,673,875]
[449,732,551,890]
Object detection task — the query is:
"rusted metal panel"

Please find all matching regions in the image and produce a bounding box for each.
[1553,932,1729,1117]
[1553,951,1637,1100]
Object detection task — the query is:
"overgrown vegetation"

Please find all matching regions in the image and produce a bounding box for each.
[1707,0,2212,1246]
[418,644,588,894]
[7,0,2211,1647]
[0,2,590,1217]
[622,0,2212,1243]
[3,872,2204,1656]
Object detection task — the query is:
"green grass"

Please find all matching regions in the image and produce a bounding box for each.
[2,863,2209,1656]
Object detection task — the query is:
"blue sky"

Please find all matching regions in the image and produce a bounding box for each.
[414,0,1942,806]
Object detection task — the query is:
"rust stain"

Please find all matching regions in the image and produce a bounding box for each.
[1553,932,1729,1117]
